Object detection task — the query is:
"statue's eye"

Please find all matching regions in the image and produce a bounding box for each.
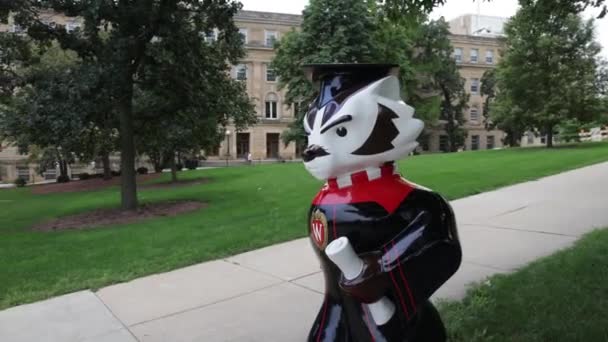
[336,127,347,137]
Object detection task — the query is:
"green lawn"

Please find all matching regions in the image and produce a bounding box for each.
[439,228,608,342]
[1,142,608,309]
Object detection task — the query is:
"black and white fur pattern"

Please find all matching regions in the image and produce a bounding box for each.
[303,75,424,181]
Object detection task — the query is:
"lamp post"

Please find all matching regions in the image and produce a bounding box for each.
[225,130,231,166]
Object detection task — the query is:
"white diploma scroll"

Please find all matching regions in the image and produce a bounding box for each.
[325,237,396,325]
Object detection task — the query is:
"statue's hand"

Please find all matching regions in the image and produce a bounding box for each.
[338,252,390,303]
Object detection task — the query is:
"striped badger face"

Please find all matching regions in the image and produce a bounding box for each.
[302,75,423,181]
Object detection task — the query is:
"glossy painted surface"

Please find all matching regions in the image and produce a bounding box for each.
[307,166,461,342]
[301,64,460,341]
[301,69,423,181]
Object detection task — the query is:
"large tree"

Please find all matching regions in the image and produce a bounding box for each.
[274,1,467,152]
[480,68,526,146]
[488,92,528,146]
[5,0,248,209]
[413,18,468,151]
[372,10,442,146]
[493,2,605,147]
[133,10,256,182]
[0,45,102,181]
[273,0,381,148]
[480,69,496,129]
[0,31,120,180]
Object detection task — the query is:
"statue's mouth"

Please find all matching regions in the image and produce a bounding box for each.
[302,145,330,162]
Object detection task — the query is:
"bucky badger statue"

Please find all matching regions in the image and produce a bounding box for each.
[302,64,462,342]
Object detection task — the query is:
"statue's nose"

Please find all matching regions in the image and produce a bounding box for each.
[302,145,329,162]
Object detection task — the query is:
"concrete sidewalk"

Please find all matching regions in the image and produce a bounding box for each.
[2,162,608,342]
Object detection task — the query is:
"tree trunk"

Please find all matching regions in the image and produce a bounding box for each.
[170,154,178,183]
[102,152,112,180]
[151,152,163,173]
[507,132,517,147]
[59,160,68,178]
[450,136,458,152]
[118,80,138,210]
[546,125,554,148]
[440,85,460,153]
[153,161,163,173]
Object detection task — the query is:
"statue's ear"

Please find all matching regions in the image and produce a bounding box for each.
[367,76,401,101]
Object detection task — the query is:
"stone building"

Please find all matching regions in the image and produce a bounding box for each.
[432,14,507,152]
[0,11,509,183]
[211,11,303,161]
[217,12,508,160]
[0,11,84,183]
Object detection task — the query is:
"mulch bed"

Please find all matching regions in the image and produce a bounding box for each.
[32,201,206,232]
[31,174,161,194]
[30,174,210,194]
[142,178,210,189]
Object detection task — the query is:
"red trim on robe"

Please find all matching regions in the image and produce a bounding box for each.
[312,165,414,214]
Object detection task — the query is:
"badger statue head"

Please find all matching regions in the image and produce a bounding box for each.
[301,64,424,181]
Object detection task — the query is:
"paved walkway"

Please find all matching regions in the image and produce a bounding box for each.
[2,162,608,342]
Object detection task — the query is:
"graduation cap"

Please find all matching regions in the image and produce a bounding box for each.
[303,63,399,110]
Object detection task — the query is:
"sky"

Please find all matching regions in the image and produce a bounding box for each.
[239,0,608,58]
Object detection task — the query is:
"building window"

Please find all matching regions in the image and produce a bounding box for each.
[239,28,248,44]
[470,78,479,94]
[439,135,448,152]
[66,20,81,33]
[265,93,278,119]
[0,165,7,182]
[486,50,494,64]
[454,48,463,63]
[234,64,247,81]
[11,24,25,34]
[487,135,495,149]
[265,30,278,47]
[419,135,430,151]
[470,49,478,63]
[41,19,56,29]
[527,133,534,144]
[293,101,303,116]
[16,166,29,181]
[266,65,277,82]
[471,135,480,150]
[207,144,220,156]
[470,106,480,122]
[43,168,57,180]
[204,30,216,43]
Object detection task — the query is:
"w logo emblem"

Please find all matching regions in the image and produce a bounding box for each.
[310,210,328,249]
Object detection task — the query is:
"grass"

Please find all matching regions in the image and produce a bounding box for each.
[439,228,608,342]
[1,142,608,309]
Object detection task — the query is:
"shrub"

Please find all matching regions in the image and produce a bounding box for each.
[79,173,91,180]
[111,170,121,177]
[136,167,148,175]
[184,159,198,170]
[175,163,183,171]
[14,178,26,187]
[57,175,70,183]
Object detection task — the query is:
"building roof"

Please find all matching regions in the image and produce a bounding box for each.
[448,14,508,37]
[235,10,302,25]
